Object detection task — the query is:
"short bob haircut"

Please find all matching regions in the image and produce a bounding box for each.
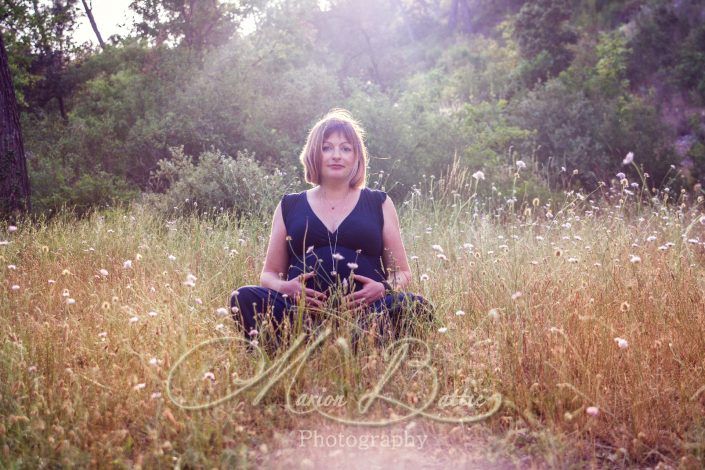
[299,108,368,189]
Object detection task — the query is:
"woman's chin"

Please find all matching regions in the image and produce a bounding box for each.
[320,173,352,184]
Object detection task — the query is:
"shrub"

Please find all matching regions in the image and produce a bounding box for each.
[28,152,139,216]
[145,146,297,217]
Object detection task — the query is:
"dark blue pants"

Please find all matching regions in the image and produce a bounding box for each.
[230,286,433,346]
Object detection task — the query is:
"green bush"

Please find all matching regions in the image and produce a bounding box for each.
[29,157,139,216]
[144,146,297,218]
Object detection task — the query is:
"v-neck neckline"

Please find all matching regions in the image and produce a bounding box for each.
[304,188,364,235]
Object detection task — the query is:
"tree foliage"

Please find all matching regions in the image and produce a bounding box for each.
[0,0,701,214]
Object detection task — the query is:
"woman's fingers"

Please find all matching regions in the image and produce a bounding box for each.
[298,271,316,281]
[305,296,324,307]
[352,274,373,283]
[305,288,327,300]
[344,290,369,302]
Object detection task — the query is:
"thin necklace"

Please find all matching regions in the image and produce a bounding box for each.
[320,187,351,211]
[319,188,347,281]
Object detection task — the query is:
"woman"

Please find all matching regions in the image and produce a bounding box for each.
[230,109,431,346]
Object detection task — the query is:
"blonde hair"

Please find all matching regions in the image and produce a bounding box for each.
[299,108,368,188]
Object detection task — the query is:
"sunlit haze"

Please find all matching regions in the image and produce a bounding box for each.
[73,0,136,45]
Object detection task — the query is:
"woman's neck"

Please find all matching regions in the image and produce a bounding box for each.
[316,182,355,199]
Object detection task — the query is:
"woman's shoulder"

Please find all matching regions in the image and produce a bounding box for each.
[280,191,306,218]
[364,187,388,205]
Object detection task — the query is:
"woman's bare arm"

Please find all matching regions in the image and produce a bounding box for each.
[259,202,327,306]
[381,195,412,290]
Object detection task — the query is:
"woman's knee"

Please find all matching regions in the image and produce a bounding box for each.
[230,285,263,329]
[230,285,260,309]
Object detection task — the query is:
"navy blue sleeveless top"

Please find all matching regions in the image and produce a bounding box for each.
[281,188,388,293]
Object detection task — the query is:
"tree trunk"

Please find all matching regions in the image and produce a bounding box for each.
[448,0,472,34]
[0,31,31,216]
[81,0,106,49]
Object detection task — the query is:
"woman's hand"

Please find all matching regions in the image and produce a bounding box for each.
[277,272,327,308]
[343,274,386,311]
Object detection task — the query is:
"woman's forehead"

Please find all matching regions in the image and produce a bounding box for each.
[323,131,350,143]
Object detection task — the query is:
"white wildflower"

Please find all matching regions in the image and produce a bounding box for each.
[66,298,76,305]
[622,152,634,165]
[586,406,599,417]
[455,310,466,316]
[133,383,146,391]
[472,170,485,181]
[99,268,109,277]
[123,260,132,269]
[346,262,358,270]
[629,254,641,264]
[129,316,139,323]
[614,337,629,349]
[437,327,448,334]
[216,307,228,316]
[516,160,527,170]
[332,253,344,261]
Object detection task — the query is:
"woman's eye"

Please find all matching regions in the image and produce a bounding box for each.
[343,147,352,152]
[323,146,331,152]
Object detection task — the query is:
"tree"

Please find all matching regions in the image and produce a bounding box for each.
[130,0,256,54]
[514,0,577,84]
[81,0,105,49]
[0,0,80,120]
[0,30,31,216]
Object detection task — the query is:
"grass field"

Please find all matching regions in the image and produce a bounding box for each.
[2,174,705,468]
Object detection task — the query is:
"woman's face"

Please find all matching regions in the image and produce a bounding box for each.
[320,132,357,185]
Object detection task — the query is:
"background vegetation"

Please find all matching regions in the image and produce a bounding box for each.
[1,0,704,214]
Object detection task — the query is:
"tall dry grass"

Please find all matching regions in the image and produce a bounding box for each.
[1,169,705,468]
